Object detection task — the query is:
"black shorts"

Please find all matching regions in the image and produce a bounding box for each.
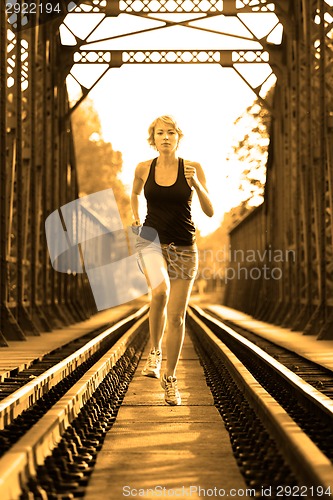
[136,238,198,281]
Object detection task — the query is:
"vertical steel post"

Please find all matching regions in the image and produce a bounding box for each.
[0,2,8,345]
[2,5,26,340]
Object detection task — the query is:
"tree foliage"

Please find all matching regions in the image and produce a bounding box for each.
[226,95,272,210]
[71,98,131,227]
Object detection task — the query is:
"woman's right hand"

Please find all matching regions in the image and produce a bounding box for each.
[131,219,142,235]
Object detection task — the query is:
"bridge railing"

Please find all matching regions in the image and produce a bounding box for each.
[0,9,101,344]
[224,0,333,340]
[224,204,267,316]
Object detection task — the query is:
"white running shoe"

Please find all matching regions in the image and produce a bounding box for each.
[141,349,162,378]
[160,373,181,406]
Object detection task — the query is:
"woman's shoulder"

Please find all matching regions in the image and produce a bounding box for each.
[137,159,153,168]
[135,159,155,177]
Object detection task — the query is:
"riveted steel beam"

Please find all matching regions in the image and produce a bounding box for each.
[66,0,276,15]
[69,48,269,65]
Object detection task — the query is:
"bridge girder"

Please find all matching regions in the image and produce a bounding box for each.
[225,0,333,340]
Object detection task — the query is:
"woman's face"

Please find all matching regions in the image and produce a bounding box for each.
[154,120,179,153]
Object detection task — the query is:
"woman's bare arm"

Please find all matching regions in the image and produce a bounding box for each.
[131,162,146,223]
[184,161,214,217]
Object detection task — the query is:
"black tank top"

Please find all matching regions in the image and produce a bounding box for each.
[141,157,196,246]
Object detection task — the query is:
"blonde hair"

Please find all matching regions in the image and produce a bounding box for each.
[147,115,184,149]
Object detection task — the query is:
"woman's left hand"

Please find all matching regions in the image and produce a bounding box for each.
[184,161,200,188]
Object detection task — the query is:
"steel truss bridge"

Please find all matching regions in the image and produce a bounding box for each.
[0,0,333,344]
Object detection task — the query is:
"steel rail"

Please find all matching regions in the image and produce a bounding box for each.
[0,305,148,430]
[187,307,333,492]
[191,305,333,417]
[0,311,148,499]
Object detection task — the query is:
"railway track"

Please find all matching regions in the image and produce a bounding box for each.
[0,305,332,499]
[203,306,333,399]
[192,306,333,429]
[0,306,149,498]
[0,306,143,401]
[188,306,333,497]
[0,306,149,433]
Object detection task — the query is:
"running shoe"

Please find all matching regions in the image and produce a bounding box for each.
[160,373,181,406]
[141,349,162,378]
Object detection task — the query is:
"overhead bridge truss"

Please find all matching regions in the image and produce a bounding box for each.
[56,0,283,112]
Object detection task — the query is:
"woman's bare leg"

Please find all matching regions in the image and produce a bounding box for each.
[165,277,195,377]
[140,251,170,351]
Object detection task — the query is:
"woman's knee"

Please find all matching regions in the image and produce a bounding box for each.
[151,281,170,305]
[168,311,185,328]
